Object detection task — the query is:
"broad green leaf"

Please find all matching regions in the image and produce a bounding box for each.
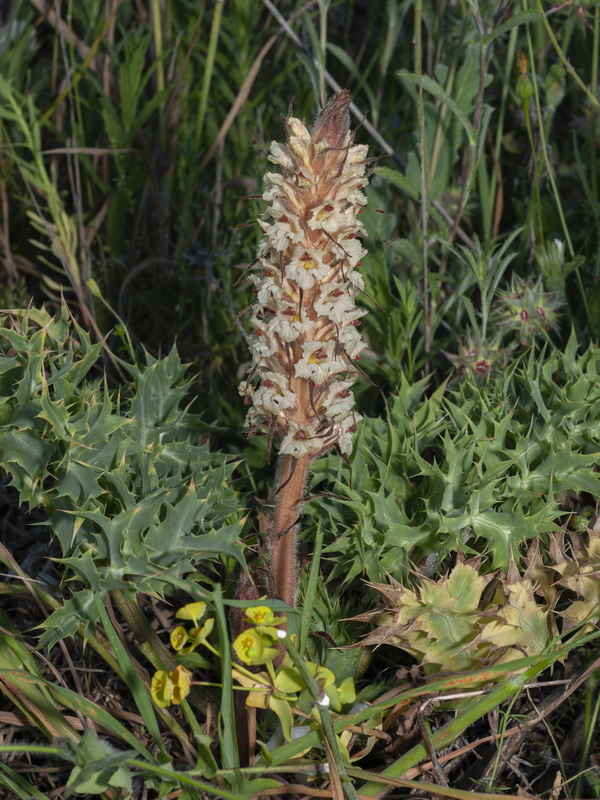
[375,165,419,200]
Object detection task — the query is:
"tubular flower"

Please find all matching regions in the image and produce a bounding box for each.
[239,90,369,458]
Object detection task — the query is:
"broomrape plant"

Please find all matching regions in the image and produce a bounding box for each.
[239,90,370,607]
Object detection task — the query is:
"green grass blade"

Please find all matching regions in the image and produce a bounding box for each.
[1,669,153,759]
[94,597,164,752]
[0,761,51,799]
[212,583,239,772]
[299,518,324,654]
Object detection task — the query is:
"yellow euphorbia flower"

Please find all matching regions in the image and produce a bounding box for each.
[245,606,279,626]
[170,665,192,705]
[176,601,206,625]
[233,627,278,665]
[151,665,193,708]
[170,626,188,651]
[182,618,215,654]
[151,670,173,708]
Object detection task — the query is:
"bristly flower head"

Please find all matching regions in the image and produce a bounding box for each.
[240,90,369,459]
[448,333,506,382]
[496,276,561,345]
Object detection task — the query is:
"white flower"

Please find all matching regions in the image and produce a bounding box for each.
[268,142,295,171]
[287,118,312,165]
[252,372,296,415]
[331,237,366,266]
[285,248,332,290]
[243,405,261,429]
[314,288,355,323]
[343,213,366,237]
[280,421,322,457]
[264,216,304,252]
[249,319,279,360]
[268,313,308,343]
[348,269,364,292]
[348,144,368,163]
[287,117,311,142]
[345,188,368,207]
[319,378,356,421]
[336,413,362,455]
[294,340,345,383]
[266,196,302,219]
[238,380,254,399]
[342,144,368,178]
[240,92,370,457]
[337,325,366,359]
[263,173,289,202]
[256,274,283,307]
[307,203,349,234]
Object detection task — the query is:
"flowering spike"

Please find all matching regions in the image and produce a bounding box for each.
[239,90,368,460]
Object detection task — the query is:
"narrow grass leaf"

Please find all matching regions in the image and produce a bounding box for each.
[397,71,476,145]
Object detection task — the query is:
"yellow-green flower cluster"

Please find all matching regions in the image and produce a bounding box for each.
[170,601,215,655]
[232,605,285,665]
[151,664,193,708]
[150,601,215,709]
[231,606,355,741]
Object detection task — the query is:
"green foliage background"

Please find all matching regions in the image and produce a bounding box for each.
[1,0,600,668]
[0,0,600,630]
[0,0,599,796]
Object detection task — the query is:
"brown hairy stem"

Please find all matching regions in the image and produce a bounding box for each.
[269,453,311,607]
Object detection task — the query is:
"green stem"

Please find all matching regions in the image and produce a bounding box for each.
[533,0,599,109]
[213,583,240,771]
[299,518,324,654]
[522,96,543,240]
[150,0,165,93]
[414,0,430,357]
[358,659,550,796]
[279,632,360,800]
[486,25,519,239]
[125,758,239,798]
[591,8,599,209]
[0,746,240,800]
[95,597,164,751]
[195,0,224,146]
[0,745,60,756]
[126,759,241,798]
[524,14,591,322]
[575,672,600,799]
[112,590,179,672]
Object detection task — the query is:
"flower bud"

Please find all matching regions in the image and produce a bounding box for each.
[516,52,534,103]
